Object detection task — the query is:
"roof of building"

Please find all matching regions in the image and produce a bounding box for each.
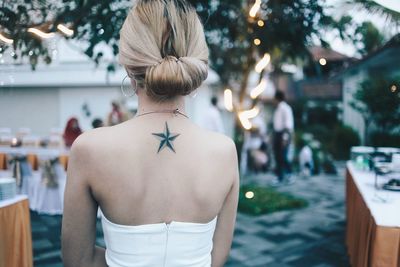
[334,34,400,78]
[309,46,351,62]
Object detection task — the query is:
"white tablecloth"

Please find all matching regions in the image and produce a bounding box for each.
[0,165,66,215]
[0,195,28,209]
[0,147,69,157]
[0,147,68,214]
[347,162,400,227]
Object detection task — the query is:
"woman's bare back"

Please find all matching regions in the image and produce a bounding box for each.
[82,115,237,226]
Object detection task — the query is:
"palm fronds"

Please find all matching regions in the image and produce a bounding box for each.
[349,0,400,25]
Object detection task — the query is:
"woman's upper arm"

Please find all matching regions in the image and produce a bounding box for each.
[61,134,106,267]
[211,140,240,267]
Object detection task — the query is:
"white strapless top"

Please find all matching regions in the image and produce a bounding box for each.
[101,214,218,267]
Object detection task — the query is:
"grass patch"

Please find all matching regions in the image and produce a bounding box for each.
[238,185,308,216]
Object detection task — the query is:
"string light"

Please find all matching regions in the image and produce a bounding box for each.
[250,79,267,99]
[391,85,397,92]
[255,53,270,73]
[57,24,74,37]
[224,89,234,112]
[254,38,261,46]
[238,106,260,130]
[0,33,14,44]
[27,28,55,39]
[319,58,327,66]
[245,191,255,199]
[257,20,264,27]
[249,0,261,17]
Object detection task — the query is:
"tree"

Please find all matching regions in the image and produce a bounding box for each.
[350,74,400,144]
[0,0,341,129]
[351,0,400,25]
[0,0,337,83]
[354,21,385,56]
[0,0,131,69]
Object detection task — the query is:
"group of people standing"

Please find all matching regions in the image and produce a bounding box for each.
[201,90,296,186]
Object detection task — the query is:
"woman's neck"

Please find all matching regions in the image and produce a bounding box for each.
[136,90,186,115]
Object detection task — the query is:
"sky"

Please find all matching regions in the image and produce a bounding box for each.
[324,0,399,57]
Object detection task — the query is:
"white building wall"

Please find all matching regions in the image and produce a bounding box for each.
[0,87,59,136]
[0,83,225,138]
[59,87,122,131]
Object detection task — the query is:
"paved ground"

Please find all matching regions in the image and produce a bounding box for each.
[32,164,349,267]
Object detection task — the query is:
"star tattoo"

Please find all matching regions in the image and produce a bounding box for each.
[152,122,180,153]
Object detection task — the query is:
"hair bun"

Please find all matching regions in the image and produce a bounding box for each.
[145,56,208,100]
[119,0,209,101]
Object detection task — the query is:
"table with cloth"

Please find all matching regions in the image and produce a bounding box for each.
[0,195,33,267]
[0,147,69,215]
[346,162,400,267]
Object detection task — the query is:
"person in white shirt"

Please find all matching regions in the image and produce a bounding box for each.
[299,139,313,177]
[201,96,225,134]
[272,90,294,185]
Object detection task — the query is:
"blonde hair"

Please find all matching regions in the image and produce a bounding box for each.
[119,0,209,101]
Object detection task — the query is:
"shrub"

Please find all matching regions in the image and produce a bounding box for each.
[328,125,361,160]
[369,132,400,147]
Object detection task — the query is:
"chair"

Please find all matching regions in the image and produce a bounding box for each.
[33,158,66,214]
[48,135,64,149]
[22,136,40,148]
[0,135,13,147]
[16,128,31,138]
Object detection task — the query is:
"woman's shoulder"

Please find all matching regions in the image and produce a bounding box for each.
[194,126,237,158]
[69,126,117,160]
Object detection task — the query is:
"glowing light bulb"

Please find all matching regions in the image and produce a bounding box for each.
[391,85,397,92]
[254,38,261,46]
[255,53,271,73]
[0,33,13,44]
[245,191,255,199]
[319,58,327,66]
[257,20,264,27]
[224,89,233,112]
[249,0,261,17]
[250,79,267,99]
[57,24,74,37]
[28,28,55,39]
[238,106,260,130]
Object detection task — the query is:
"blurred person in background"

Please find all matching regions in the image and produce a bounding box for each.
[107,101,124,126]
[298,139,314,177]
[63,117,82,148]
[241,114,270,174]
[271,90,294,186]
[92,118,104,129]
[200,96,225,134]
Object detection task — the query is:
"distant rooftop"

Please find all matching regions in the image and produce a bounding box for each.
[334,34,400,78]
[309,46,352,62]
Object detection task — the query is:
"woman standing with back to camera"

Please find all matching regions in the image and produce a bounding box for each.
[61,0,239,266]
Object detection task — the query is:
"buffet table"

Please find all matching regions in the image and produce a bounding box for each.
[346,162,400,267]
[0,147,69,171]
[0,195,33,267]
[0,147,69,215]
